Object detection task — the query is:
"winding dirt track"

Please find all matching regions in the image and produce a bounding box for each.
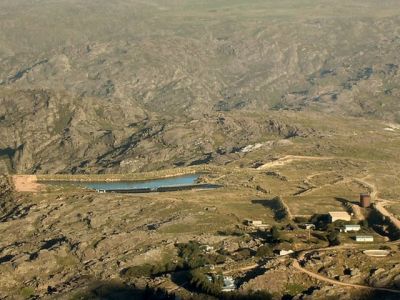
[292,241,400,294]
[292,260,400,294]
[354,177,400,231]
[222,263,259,275]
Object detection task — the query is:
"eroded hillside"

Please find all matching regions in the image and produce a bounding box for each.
[1,0,400,174]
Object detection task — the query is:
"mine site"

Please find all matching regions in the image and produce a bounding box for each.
[2,155,400,299]
[1,0,400,299]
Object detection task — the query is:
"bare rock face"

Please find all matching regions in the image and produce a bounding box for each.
[0,175,15,217]
[0,87,320,174]
[368,265,400,288]
[240,258,312,297]
[266,119,313,138]
[1,1,400,174]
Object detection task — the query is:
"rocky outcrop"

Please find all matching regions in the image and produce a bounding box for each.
[0,176,14,217]
[266,119,315,138]
[0,1,400,173]
[0,85,320,174]
[368,265,400,288]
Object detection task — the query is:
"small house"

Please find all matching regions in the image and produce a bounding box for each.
[246,220,263,226]
[342,224,361,233]
[355,235,374,242]
[328,211,351,223]
[245,220,269,229]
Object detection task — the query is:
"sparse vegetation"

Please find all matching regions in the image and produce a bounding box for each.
[270,226,281,243]
[189,269,223,296]
[327,230,341,246]
[20,287,35,299]
[1,0,400,299]
[256,245,274,257]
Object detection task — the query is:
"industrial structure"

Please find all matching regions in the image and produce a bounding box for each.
[342,224,361,232]
[355,235,374,242]
[363,250,390,257]
[245,219,270,229]
[360,193,372,208]
[246,220,263,226]
[328,211,351,222]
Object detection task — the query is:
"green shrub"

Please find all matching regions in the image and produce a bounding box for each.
[177,241,202,258]
[234,248,253,260]
[207,253,226,265]
[189,269,223,295]
[256,245,273,257]
[121,264,154,278]
[270,226,281,242]
[360,219,369,228]
[178,241,209,267]
[327,230,340,246]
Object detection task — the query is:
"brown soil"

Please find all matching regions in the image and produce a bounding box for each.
[257,155,336,170]
[12,175,43,192]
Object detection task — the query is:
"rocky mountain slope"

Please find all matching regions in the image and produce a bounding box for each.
[1,0,400,173]
[0,176,14,217]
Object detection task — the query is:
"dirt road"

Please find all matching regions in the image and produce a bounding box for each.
[354,178,378,199]
[12,175,43,192]
[292,260,400,294]
[354,177,400,232]
[375,202,400,230]
[222,263,259,275]
[292,241,400,294]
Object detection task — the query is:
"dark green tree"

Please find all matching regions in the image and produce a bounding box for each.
[360,219,369,228]
[327,230,340,246]
[256,245,273,257]
[270,226,280,242]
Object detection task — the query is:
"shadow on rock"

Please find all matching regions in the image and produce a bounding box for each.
[71,281,175,300]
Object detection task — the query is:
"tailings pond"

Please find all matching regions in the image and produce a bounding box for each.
[41,174,221,193]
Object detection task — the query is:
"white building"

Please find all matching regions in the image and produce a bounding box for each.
[222,276,236,292]
[342,224,361,232]
[206,275,236,292]
[201,245,214,252]
[355,235,374,242]
[246,220,263,226]
[278,249,294,256]
[245,220,269,229]
[328,211,351,223]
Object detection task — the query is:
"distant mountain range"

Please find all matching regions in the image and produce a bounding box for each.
[1,0,399,173]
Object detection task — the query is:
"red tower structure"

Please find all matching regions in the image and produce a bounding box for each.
[360,193,371,208]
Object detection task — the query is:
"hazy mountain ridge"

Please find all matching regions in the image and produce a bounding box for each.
[1,0,400,173]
